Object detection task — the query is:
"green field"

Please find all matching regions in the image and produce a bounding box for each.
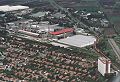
[114,36,120,48]
[106,13,120,34]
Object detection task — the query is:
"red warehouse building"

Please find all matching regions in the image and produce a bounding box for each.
[49,28,74,40]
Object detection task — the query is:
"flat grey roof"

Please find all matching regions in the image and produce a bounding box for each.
[30,12,47,17]
[58,35,96,47]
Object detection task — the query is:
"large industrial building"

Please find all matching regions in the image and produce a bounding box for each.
[49,28,74,39]
[18,30,39,37]
[0,5,29,12]
[58,35,96,47]
[30,11,50,18]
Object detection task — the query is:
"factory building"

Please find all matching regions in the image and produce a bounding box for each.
[49,28,74,40]
[18,30,39,37]
[30,11,50,18]
[98,57,111,76]
[0,5,29,12]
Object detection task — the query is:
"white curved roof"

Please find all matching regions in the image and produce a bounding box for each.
[0,5,29,12]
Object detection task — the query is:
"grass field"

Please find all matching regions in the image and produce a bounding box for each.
[114,36,120,48]
[109,15,120,34]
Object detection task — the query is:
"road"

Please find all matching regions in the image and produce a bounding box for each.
[108,38,120,62]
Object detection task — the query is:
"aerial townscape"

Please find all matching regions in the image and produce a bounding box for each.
[0,0,120,82]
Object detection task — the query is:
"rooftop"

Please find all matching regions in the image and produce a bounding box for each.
[58,35,96,47]
[53,12,66,18]
[30,11,49,17]
[0,5,29,12]
[50,28,74,35]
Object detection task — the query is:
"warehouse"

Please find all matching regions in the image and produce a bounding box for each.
[49,28,74,39]
[58,35,96,47]
[18,30,39,37]
[0,5,29,12]
[30,11,50,18]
